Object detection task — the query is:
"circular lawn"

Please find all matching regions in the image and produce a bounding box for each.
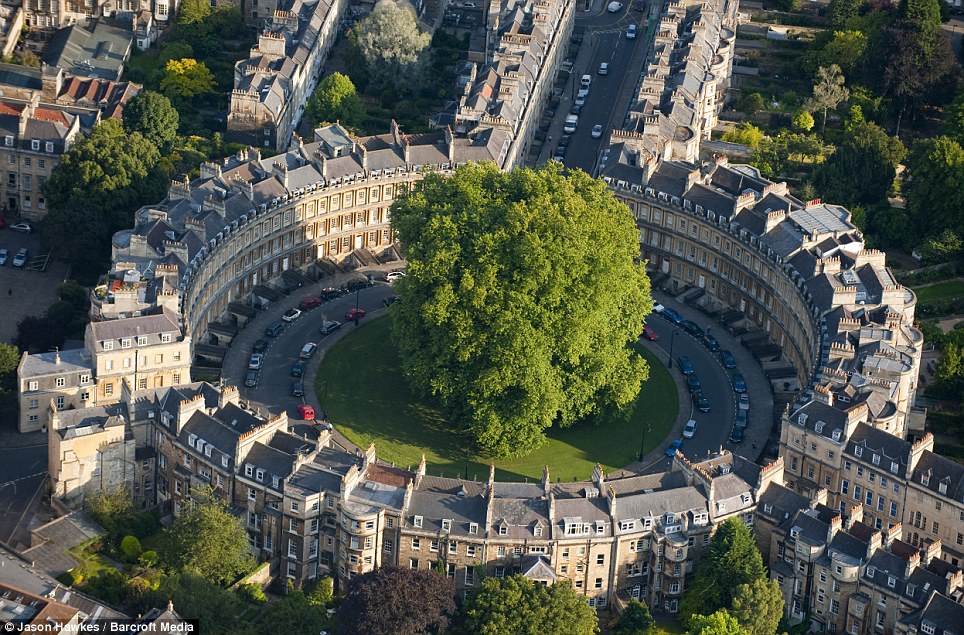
[315,316,677,482]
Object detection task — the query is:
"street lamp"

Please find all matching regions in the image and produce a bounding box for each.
[667,330,678,369]
[638,424,651,462]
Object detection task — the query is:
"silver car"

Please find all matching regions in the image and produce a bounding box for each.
[0,248,7,265]
[12,248,28,267]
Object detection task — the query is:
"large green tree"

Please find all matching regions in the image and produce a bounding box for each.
[813,120,906,206]
[687,610,749,635]
[42,119,166,272]
[906,137,964,240]
[611,598,654,635]
[306,72,363,128]
[123,91,180,153]
[729,579,784,635]
[680,519,766,623]
[160,58,216,103]
[0,342,19,420]
[806,65,850,135]
[258,581,333,635]
[354,3,431,95]
[163,492,255,586]
[455,575,599,635]
[390,163,652,457]
[337,567,456,635]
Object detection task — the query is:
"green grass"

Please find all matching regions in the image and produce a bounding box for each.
[913,279,964,303]
[316,317,677,482]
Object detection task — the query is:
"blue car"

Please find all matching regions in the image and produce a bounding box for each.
[661,307,684,325]
[677,356,695,375]
[719,350,736,369]
[665,439,685,457]
[731,372,747,393]
[729,425,745,444]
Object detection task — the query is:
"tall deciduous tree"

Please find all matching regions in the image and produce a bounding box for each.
[390,163,652,457]
[354,3,431,95]
[337,567,456,635]
[730,579,784,635]
[258,582,333,635]
[123,91,180,153]
[163,492,255,586]
[687,610,749,635]
[611,598,654,635]
[680,519,766,623]
[807,65,850,135]
[161,58,216,102]
[907,137,964,240]
[813,120,906,206]
[455,575,599,635]
[306,72,363,128]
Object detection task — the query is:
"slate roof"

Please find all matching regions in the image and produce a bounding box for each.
[87,309,181,351]
[910,451,964,504]
[407,476,489,537]
[844,423,912,477]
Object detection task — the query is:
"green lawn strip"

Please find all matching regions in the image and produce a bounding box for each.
[912,279,964,303]
[316,317,677,482]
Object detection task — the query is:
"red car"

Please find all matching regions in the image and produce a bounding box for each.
[298,297,322,310]
[642,325,659,341]
[298,404,315,420]
[346,308,366,321]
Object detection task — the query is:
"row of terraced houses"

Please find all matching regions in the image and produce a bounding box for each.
[17,0,964,629]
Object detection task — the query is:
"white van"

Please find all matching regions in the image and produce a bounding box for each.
[564,114,578,133]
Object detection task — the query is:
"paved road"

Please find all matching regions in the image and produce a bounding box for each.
[0,443,48,549]
[222,278,398,441]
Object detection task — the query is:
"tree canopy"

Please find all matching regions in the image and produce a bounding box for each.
[163,492,255,586]
[680,519,767,623]
[813,120,906,206]
[306,72,363,128]
[161,58,216,103]
[123,91,180,153]
[807,65,850,135]
[455,575,599,635]
[337,566,456,635]
[687,610,749,635]
[611,598,654,635]
[906,136,964,240]
[390,163,652,457]
[354,3,431,95]
[729,579,784,635]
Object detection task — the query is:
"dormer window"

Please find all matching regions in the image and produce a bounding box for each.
[121,338,132,349]
[45,142,54,153]
[534,525,543,537]
[891,462,899,474]
[161,333,172,343]
[620,520,636,532]
[469,522,478,535]
[940,481,948,495]
[921,622,935,635]
[256,469,264,482]
[832,430,841,441]
[763,504,773,514]
[872,454,880,466]
[103,340,113,351]
[790,528,800,539]
[136,335,147,346]
[441,519,452,533]
[221,456,229,468]
[867,565,876,577]
[414,515,423,528]
[244,464,253,477]
[499,524,508,536]
[855,447,863,458]
[4,136,11,146]
[815,422,824,434]
[31,140,40,151]
[888,576,896,588]
[922,474,930,486]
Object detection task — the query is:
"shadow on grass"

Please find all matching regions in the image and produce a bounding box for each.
[317,317,677,482]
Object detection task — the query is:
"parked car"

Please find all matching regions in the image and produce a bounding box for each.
[320,320,342,334]
[385,271,406,282]
[265,321,285,337]
[300,342,318,359]
[291,360,307,377]
[282,308,302,322]
[564,114,579,133]
[346,308,366,321]
[12,248,28,267]
[686,374,702,393]
[682,419,697,439]
[591,124,603,139]
[383,295,400,307]
[738,394,750,411]
[677,355,694,375]
[665,439,684,456]
[299,297,322,310]
[693,392,710,413]
[0,248,7,265]
[558,134,571,147]
[580,74,592,88]
[607,1,624,11]
[297,404,315,420]
[702,333,720,352]
[731,372,747,393]
[660,307,684,324]
[598,62,609,75]
[10,222,31,233]
[292,381,305,397]
[574,95,587,108]
[681,320,704,338]
[245,370,258,387]
[719,350,736,369]
[570,103,583,116]
[252,339,269,354]
[248,354,264,370]
[729,425,745,444]
[626,24,637,38]
[735,409,749,428]
[641,325,658,341]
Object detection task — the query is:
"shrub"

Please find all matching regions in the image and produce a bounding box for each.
[235,582,268,604]
[120,535,142,562]
[138,550,159,568]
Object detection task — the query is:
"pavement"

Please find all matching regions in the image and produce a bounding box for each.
[0,226,70,345]
[0,427,53,551]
